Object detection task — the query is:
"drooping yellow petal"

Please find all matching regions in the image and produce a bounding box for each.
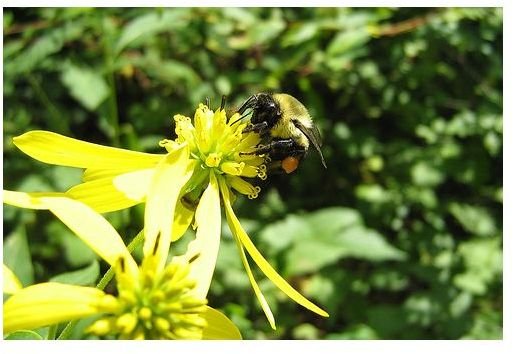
[233,234,276,329]
[3,264,23,295]
[13,130,163,169]
[175,172,221,298]
[143,145,194,271]
[3,191,138,275]
[3,190,64,210]
[219,179,329,318]
[202,307,242,340]
[3,282,108,333]
[40,196,138,274]
[171,199,195,242]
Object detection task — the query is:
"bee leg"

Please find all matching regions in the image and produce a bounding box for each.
[242,138,306,159]
[242,121,268,134]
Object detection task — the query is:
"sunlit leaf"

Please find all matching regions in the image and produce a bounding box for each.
[49,260,100,286]
[60,64,110,111]
[115,9,189,54]
[3,226,34,287]
[4,330,43,340]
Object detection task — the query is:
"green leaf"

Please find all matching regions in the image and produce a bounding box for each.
[449,291,473,317]
[60,64,110,111]
[3,226,34,287]
[4,22,84,75]
[282,23,319,47]
[449,203,497,237]
[228,10,285,49]
[131,55,201,88]
[49,260,100,286]
[355,184,391,203]
[47,221,97,267]
[308,207,362,233]
[114,9,189,54]
[366,305,407,337]
[4,330,43,340]
[336,226,407,262]
[259,214,311,252]
[292,323,320,339]
[326,324,379,339]
[404,293,436,326]
[327,28,370,56]
[279,208,405,275]
[461,310,502,339]
[284,235,351,276]
[454,238,502,295]
[49,166,83,191]
[411,161,444,187]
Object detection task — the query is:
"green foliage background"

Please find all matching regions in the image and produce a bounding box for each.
[3,8,502,339]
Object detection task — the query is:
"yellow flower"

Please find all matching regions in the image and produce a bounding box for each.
[3,191,241,340]
[9,103,328,329]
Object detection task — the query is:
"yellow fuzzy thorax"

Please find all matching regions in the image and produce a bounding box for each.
[269,93,312,148]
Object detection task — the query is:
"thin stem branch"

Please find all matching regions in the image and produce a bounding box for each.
[102,20,120,147]
[27,75,70,134]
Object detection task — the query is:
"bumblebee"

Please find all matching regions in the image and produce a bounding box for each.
[236,93,327,173]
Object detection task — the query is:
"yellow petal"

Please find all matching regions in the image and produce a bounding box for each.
[220,161,245,176]
[67,168,155,213]
[3,190,64,210]
[233,234,276,329]
[66,178,141,213]
[112,168,156,201]
[143,145,193,271]
[171,199,195,242]
[82,167,138,182]
[226,176,260,197]
[219,179,329,318]
[3,282,106,333]
[40,196,138,273]
[174,172,221,298]
[3,264,23,295]
[13,130,163,169]
[202,307,242,340]
[237,132,261,150]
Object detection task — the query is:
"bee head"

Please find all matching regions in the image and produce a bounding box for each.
[251,93,281,126]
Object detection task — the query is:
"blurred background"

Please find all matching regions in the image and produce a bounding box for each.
[3,8,502,339]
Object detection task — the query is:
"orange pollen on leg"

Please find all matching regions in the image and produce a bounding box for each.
[281,156,300,174]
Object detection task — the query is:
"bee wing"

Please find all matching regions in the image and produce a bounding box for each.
[293,120,327,168]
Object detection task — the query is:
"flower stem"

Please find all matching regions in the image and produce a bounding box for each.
[27,75,70,135]
[57,229,145,339]
[47,324,58,339]
[102,19,120,147]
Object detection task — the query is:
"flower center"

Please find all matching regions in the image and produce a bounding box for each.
[88,262,207,339]
[162,103,268,201]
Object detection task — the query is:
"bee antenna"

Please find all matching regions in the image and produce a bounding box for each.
[237,95,258,114]
[230,110,252,126]
[230,94,257,126]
